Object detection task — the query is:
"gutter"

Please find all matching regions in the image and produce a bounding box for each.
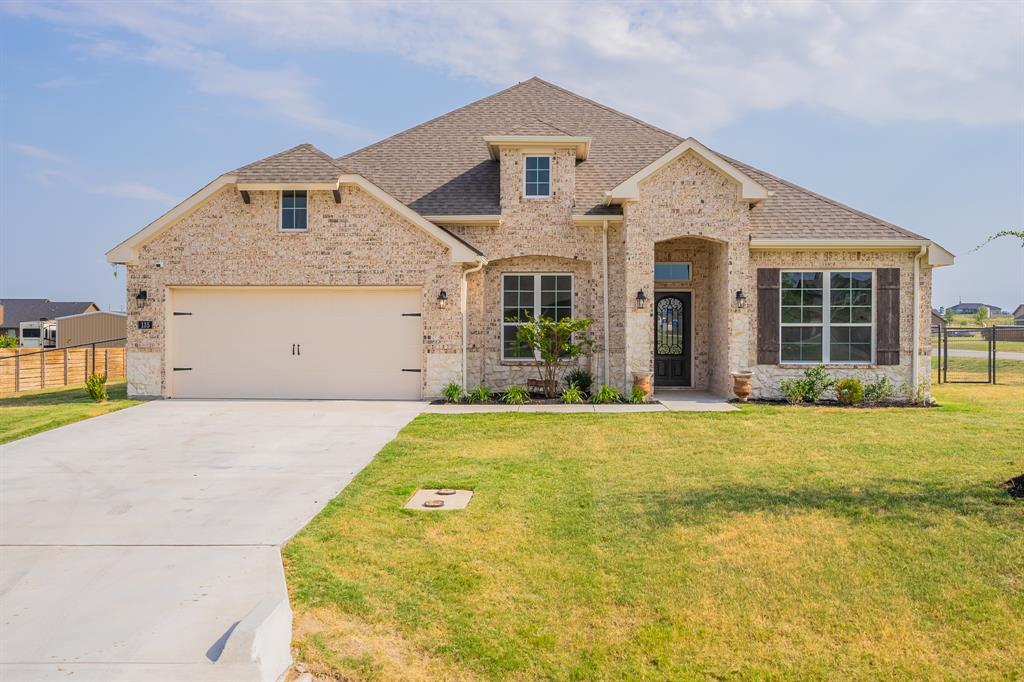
[602,220,611,385]
[912,245,927,392]
[461,257,487,388]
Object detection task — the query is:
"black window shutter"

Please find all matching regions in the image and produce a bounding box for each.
[876,268,900,365]
[757,268,780,365]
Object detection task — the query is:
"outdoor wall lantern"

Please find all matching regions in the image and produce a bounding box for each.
[437,289,448,309]
[635,289,648,310]
[735,290,747,308]
[136,290,148,307]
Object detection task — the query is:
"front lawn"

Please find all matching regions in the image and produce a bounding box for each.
[0,381,141,444]
[284,383,1023,680]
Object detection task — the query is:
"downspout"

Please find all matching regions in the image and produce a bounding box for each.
[912,245,927,391]
[602,219,610,385]
[461,257,487,388]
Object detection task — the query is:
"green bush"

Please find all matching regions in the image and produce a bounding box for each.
[630,387,648,404]
[85,373,108,402]
[863,375,896,403]
[466,386,491,403]
[590,385,623,404]
[835,378,864,405]
[441,382,463,403]
[560,383,585,404]
[778,365,834,403]
[563,368,594,396]
[0,333,17,349]
[501,385,530,405]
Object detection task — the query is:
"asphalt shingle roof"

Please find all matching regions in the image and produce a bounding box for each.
[0,299,97,328]
[222,78,926,242]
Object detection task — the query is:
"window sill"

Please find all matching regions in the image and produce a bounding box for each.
[278,229,309,234]
[777,363,877,369]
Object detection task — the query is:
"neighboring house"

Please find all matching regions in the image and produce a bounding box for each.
[0,299,98,344]
[106,77,953,400]
[947,302,1004,316]
[931,311,947,333]
[55,311,127,348]
[1011,304,1024,323]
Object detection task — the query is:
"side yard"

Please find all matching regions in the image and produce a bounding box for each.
[0,381,140,444]
[284,383,1023,680]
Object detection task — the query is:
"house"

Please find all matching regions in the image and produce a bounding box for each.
[55,311,127,348]
[931,310,947,333]
[947,302,1004,316]
[1013,305,1024,326]
[0,299,98,344]
[106,77,954,400]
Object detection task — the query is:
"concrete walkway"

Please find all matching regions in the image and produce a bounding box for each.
[423,391,737,413]
[931,348,1024,361]
[0,399,425,682]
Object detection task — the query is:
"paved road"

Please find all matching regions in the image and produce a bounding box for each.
[0,399,425,681]
[931,348,1024,361]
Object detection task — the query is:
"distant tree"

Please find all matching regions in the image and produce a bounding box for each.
[974,307,990,325]
[943,309,954,324]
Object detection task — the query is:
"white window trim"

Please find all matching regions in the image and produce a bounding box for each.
[522,155,552,199]
[501,272,574,361]
[279,189,309,232]
[654,261,693,282]
[779,269,876,365]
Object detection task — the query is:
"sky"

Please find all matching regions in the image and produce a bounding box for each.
[1,0,1022,313]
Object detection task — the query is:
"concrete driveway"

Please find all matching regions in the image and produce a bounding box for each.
[0,399,425,681]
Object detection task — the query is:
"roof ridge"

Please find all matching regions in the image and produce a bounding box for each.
[526,77,683,144]
[338,79,546,162]
[718,152,926,240]
[233,142,342,174]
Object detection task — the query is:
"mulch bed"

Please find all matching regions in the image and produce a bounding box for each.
[429,398,647,406]
[1005,474,1024,499]
[734,399,939,409]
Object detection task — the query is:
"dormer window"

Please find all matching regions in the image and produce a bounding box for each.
[281,190,308,231]
[524,156,551,198]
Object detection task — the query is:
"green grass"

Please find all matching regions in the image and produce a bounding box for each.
[284,383,1023,681]
[932,356,1024,385]
[942,338,1024,353]
[0,381,142,444]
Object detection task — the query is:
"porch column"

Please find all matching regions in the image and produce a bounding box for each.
[725,239,752,392]
[623,230,654,392]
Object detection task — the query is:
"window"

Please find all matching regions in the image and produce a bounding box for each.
[780,270,873,363]
[502,274,572,359]
[524,156,551,197]
[281,190,307,231]
[654,262,691,282]
[22,328,41,338]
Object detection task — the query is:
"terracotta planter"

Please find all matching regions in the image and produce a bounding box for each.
[731,371,753,402]
[632,371,654,398]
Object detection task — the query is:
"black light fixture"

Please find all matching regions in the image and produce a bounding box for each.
[437,289,448,308]
[136,290,148,307]
[735,290,747,308]
[635,289,647,310]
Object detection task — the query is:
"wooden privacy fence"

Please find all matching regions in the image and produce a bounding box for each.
[0,341,127,395]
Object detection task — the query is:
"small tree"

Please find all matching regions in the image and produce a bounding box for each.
[943,308,954,325]
[974,306,989,326]
[514,315,594,398]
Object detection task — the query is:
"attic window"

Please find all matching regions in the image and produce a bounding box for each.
[524,156,551,198]
[281,190,307,231]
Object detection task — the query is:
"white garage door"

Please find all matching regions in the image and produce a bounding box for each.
[169,287,422,399]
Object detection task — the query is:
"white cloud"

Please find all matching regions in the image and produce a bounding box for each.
[4,0,1022,135]
[12,143,174,205]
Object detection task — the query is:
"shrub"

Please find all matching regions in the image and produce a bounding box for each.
[501,384,530,405]
[901,382,930,406]
[466,386,491,403]
[863,375,896,403]
[630,386,648,404]
[441,382,463,403]
[834,378,864,405]
[778,365,834,403]
[513,315,595,397]
[563,368,594,396]
[560,383,585,404]
[85,373,108,402]
[590,385,623,404]
[0,333,16,349]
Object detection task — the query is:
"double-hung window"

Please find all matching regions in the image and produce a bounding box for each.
[524,156,551,198]
[281,190,307,231]
[502,274,572,359]
[780,270,873,363]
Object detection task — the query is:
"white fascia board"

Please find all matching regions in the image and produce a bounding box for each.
[106,175,237,264]
[339,174,480,263]
[927,242,955,267]
[750,238,955,267]
[605,138,768,204]
[483,135,591,161]
[572,214,624,226]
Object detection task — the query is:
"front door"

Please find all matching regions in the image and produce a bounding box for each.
[654,292,692,387]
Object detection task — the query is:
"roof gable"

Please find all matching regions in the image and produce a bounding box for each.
[233,143,346,185]
[0,299,97,327]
